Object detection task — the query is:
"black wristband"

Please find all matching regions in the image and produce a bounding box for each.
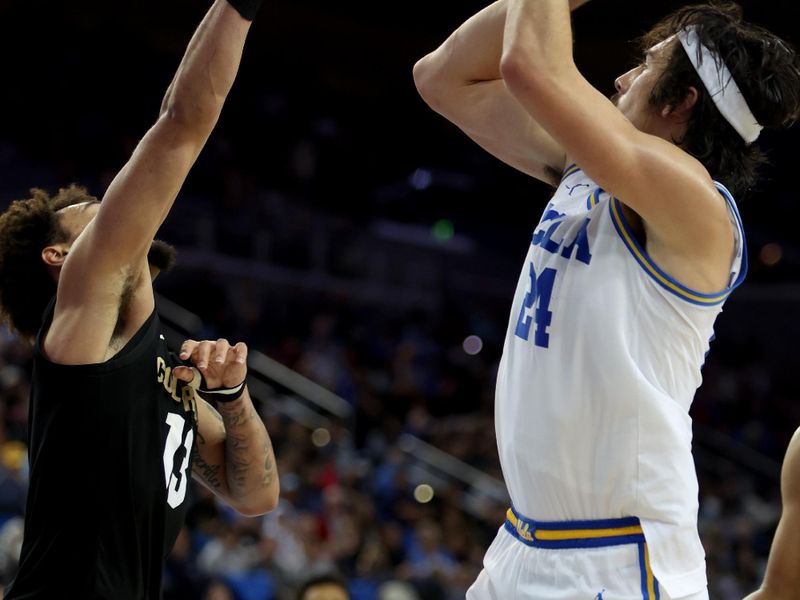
[196,380,247,404]
[226,0,263,21]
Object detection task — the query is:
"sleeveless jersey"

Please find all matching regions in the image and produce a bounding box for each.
[495,164,746,598]
[6,300,198,600]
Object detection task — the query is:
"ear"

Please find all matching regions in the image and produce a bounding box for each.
[662,86,699,120]
[41,243,69,268]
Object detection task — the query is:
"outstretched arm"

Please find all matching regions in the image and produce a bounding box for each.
[175,339,279,517]
[413,0,590,185]
[48,0,258,364]
[743,429,800,600]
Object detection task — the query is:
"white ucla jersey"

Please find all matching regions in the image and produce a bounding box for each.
[496,163,746,598]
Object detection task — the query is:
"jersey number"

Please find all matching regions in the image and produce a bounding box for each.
[163,413,194,509]
[515,263,557,348]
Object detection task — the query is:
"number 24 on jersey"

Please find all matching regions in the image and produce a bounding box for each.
[515,262,557,348]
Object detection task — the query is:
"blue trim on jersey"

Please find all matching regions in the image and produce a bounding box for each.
[637,542,661,599]
[504,521,646,549]
[608,188,747,306]
[504,507,645,549]
[714,181,749,288]
[586,188,602,210]
[561,163,580,181]
[510,509,641,530]
[639,543,648,599]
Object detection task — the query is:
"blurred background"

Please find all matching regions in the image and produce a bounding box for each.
[0,0,799,598]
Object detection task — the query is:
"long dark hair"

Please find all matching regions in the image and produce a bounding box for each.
[643,2,800,197]
[0,185,98,340]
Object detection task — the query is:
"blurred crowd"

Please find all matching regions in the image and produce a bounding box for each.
[0,3,798,595]
[0,278,796,599]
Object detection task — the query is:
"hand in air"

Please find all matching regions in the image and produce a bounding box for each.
[173,339,248,390]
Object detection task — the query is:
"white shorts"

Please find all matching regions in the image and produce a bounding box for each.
[467,509,709,600]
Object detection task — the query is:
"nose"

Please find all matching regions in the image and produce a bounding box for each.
[614,67,637,94]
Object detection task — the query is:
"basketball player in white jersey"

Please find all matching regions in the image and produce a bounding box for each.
[414,1,800,599]
[744,427,800,600]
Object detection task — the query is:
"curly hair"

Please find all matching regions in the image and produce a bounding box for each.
[642,2,800,197]
[0,185,98,340]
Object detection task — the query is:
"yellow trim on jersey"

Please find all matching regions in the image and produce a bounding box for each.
[644,544,657,599]
[561,164,581,180]
[609,199,730,305]
[588,188,601,209]
[506,509,644,541]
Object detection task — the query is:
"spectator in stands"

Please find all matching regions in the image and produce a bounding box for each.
[297,572,351,600]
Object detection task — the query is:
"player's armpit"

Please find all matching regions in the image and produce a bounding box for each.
[421,78,565,185]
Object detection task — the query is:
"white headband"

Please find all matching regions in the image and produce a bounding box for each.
[677,27,762,144]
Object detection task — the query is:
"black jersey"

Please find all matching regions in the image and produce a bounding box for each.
[6,300,197,600]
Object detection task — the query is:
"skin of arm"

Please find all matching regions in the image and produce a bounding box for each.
[46,0,253,365]
[175,339,279,517]
[743,428,800,600]
[498,0,734,291]
[412,0,590,185]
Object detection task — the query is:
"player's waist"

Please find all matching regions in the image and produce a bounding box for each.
[504,506,644,549]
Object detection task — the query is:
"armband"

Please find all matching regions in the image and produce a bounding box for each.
[188,368,246,403]
[196,381,246,403]
[226,0,263,21]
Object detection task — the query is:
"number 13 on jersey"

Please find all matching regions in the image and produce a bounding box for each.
[515,262,557,348]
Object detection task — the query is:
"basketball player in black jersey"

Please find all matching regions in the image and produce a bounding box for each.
[0,0,278,597]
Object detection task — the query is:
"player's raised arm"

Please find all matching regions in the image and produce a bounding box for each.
[499,0,733,255]
[413,0,590,186]
[47,0,262,364]
[743,429,800,600]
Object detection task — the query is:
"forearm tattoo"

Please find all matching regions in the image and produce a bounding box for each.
[193,447,224,491]
[217,396,276,495]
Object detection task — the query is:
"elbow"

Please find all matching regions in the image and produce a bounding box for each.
[499,49,537,95]
[159,96,221,135]
[500,46,565,96]
[234,484,280,518]
[413,56,444,111]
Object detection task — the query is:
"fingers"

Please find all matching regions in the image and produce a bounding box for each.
[233,342,248,364]
[179,339,198,361]
[178,339,248,370]
[213,338,231,364]
[172,365,196,382]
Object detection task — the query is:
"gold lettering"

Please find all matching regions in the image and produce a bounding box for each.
[157,355,196,408]
[516,521,533,542]
[181,385,194,413]
[168,372,182,403]
[156,357,166,383]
